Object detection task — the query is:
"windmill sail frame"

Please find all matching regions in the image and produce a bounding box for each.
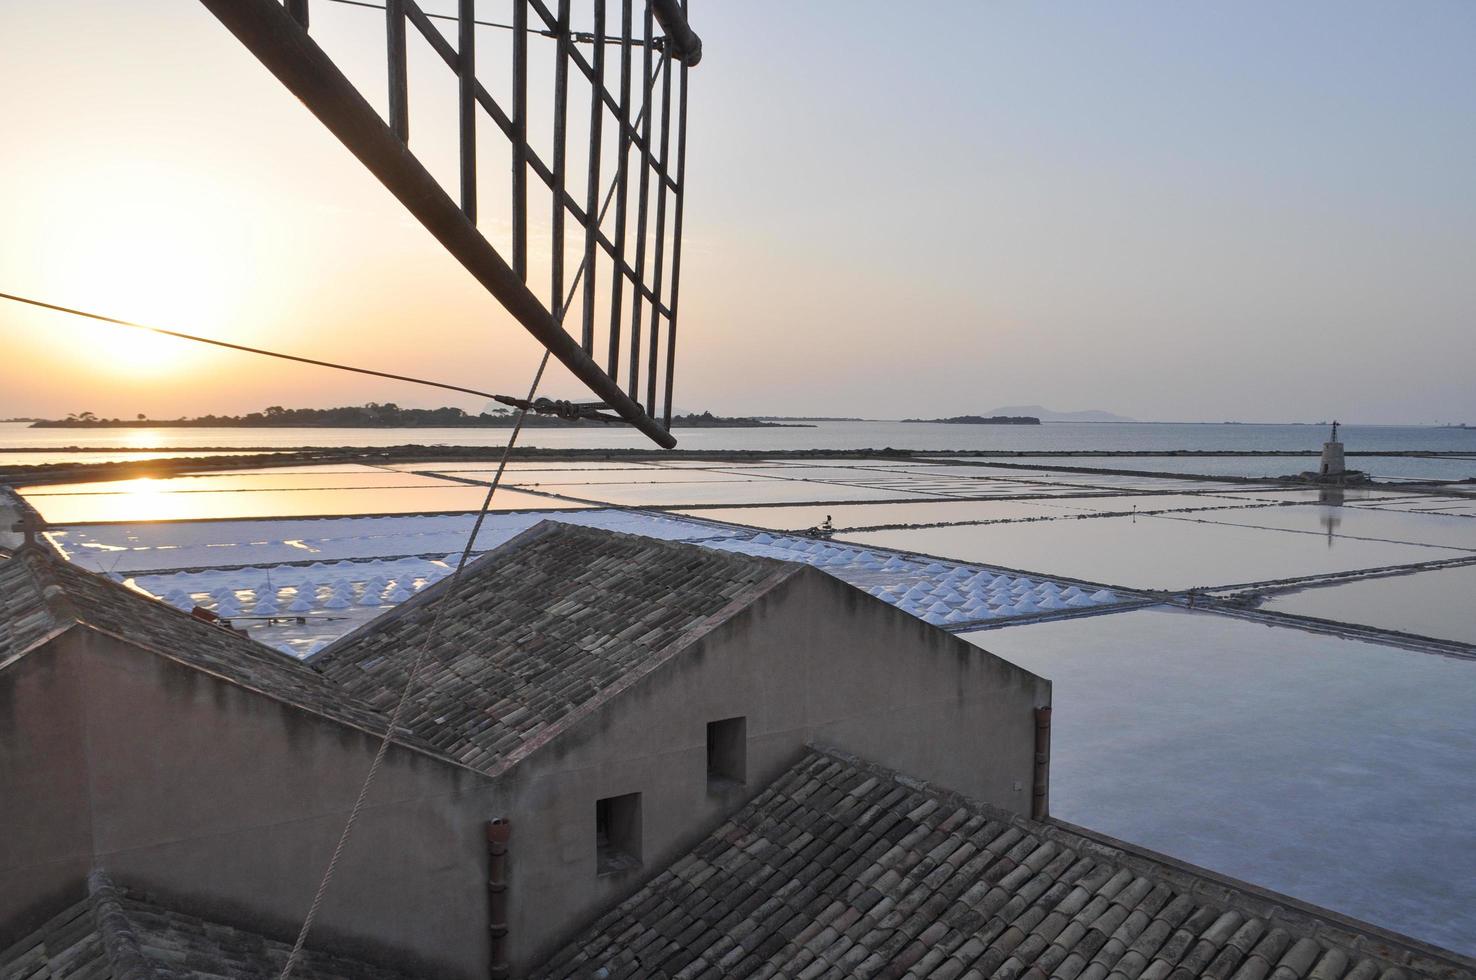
[198,0,698,448]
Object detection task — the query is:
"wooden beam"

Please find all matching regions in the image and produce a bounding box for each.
[386,0,408,141]
[512,0,528,280]
[607,0,634,379]
[457,0,476,222]
[580,0,605,353]
[195,0,675,447]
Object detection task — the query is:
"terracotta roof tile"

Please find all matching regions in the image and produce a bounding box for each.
[311,521,796,775]
[533,750,1476,980]
[0,547,404,744]
[0,872,424,979]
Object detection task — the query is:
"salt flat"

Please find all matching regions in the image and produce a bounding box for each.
[965,607,1476,955]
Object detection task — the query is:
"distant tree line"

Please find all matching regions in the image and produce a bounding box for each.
[32,404,802,429]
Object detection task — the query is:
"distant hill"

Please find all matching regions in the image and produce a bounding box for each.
[985,405,1135,423]
[901,415,1040,426]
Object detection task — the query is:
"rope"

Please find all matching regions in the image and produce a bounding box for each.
[0,292,503,403]
[275,347,549,980]
[277,54,670,977]
[322,0,664,50]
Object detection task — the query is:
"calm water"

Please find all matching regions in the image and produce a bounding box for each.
[3,420,1474,456]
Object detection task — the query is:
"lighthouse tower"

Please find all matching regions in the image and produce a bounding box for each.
[1320,420,1345,477]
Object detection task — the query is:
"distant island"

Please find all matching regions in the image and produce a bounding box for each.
[753,416,874,422]
[901,415,1040,426]
[983,405,1136,423]
[30,404,807,429]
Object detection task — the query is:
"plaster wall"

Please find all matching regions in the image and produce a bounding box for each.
[498,567,1050,971]
[2,569,1048,979]
[0,628,502,978]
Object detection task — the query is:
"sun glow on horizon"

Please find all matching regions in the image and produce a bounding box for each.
[11,157,260,383]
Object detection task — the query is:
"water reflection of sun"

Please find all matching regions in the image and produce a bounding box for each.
[122,430,167,450]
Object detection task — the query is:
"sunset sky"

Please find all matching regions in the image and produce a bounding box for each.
[1,1,1473,423]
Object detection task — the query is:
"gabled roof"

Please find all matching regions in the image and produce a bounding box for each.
[0,546,400,743]
[536,749,1475,980]
[311,521,799,774]
[0,872,423,980]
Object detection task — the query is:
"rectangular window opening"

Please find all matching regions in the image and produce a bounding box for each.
[706,716,747,789]
[595,792,642,876]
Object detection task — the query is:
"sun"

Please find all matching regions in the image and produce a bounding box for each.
[24,159,245,381]
[67,320,194,378]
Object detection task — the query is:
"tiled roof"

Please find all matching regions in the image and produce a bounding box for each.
[312,521,797,774]
[0,546,404,744]
[536,749,1476,980]
[0,871,423,979]
[0,552,66,667]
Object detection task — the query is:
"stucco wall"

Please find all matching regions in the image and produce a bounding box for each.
[2,569,1048,979]
[0,635,95,945]
[499,567,1050,971]
[0,628,502,978]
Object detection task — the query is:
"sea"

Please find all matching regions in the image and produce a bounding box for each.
[3,420,1474,455]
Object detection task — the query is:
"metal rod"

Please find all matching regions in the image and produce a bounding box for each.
[406,2,457,68]
[487,818,511,980]
[646,51,672,415]
[527,0,678,186]
[580,0,605,354]
[649,0,701,65]
[663,56,687,428]
[627,4,654,399]
[607,0,633,379]
[512,0,528,281]
[1033,706,1052,820]
[463,58,671,317]
[551,0,570,319]
[457,0,476,222]
[194,0,676,447]
[386,0,408,141]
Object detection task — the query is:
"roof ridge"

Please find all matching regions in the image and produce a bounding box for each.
[85,870,157,979]
[311,518,788,666]
[13,544,84,630]
[1,546,445,767]
[30,541,292,658]
[486,559,801,776]
[309,519,568,666]
[310,521,805,775]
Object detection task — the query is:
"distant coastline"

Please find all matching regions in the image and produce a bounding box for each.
[901,415,1041,426]
[29,405,809,430]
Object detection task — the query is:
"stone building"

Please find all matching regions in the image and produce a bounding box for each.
[1,521,1051,977]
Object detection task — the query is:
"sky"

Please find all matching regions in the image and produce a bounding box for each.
[1,1,1473,424]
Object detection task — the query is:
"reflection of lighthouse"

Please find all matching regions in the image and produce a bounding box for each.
[1318,486,1344,547]
[1320,420,1345,477]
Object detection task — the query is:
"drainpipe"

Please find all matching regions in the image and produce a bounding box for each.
[1032,707,1051,821]
[487,818,511,980]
